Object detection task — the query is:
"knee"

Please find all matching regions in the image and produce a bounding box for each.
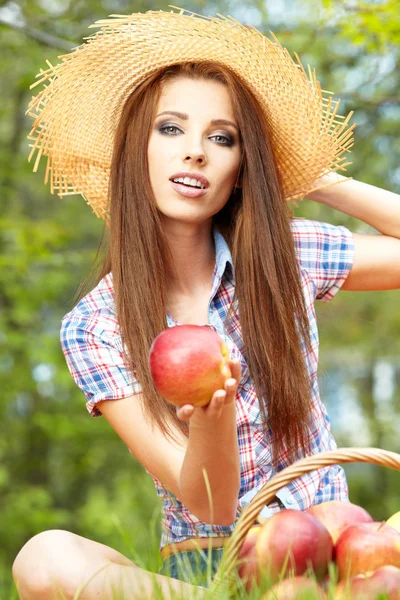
[12,529,78,600]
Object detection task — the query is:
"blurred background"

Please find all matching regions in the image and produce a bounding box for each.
[0,0,399,596]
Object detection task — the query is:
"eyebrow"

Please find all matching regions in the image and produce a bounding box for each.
[156,110,239,131]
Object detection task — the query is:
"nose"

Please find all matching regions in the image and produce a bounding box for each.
[184,154,206,165]
[182,136,207,165]
[183,152,207,166]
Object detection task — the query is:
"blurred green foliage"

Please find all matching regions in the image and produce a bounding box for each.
[1,0,399,597]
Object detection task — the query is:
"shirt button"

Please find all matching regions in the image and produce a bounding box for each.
[243,383,251,391]
[286,498,294,505]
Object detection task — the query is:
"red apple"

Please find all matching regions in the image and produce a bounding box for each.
[263,576,327,599]
[148,325,232,407]
[237,525,262,590]
[334,565,400,600]
[335,521,400,580]
[255,509,334,584]
[307,501,373,544]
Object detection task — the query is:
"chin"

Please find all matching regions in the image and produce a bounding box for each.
[158,205,215,225]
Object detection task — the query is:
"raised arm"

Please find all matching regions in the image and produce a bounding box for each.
[308,173,400,291]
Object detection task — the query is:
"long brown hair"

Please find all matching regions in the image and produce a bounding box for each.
[73,61,314,467]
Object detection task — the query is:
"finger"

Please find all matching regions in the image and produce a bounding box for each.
[176,404,195,422]
[223,376,238,404]
[229,358,241,383]
[204,390,226,419]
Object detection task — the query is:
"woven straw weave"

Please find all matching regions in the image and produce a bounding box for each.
[26,6,355,223]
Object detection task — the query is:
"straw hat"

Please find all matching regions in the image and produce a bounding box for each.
[26,6,355,224]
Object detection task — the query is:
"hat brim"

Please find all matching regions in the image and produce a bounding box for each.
[26,6,355,222]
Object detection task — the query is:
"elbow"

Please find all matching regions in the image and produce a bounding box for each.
[193,508,237,527]
[215,497,239,526]
[193,499,239,527]
[214,510,237,527]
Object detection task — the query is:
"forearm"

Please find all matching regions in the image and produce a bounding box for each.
[308,172,400,238]
[179,400,240,526]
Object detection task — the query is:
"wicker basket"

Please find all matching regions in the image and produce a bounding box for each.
[210,447,400,596]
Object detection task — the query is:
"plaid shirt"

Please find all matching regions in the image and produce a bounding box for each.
[61,218,355,549]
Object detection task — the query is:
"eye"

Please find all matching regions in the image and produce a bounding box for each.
[210,134,233,146]
[157,123,234,146]
[158,124,181,135]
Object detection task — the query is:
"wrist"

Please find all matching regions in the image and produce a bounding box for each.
[308,171,348,203]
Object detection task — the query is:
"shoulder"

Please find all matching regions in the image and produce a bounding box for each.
[290,218,355,301]
[61,272,118,344]
[290,217,354,260]
[59,272,140,415]
[290,217,351,240]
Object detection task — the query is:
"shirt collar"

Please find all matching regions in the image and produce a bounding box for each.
[213,226,235,285]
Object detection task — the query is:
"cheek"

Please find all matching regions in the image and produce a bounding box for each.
[148,135,174,175]
[219,154,241,187]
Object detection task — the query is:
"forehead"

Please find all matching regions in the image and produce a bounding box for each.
[157,76,235,119]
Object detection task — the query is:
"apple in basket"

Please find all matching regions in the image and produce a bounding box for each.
[306,500,374,544]
[148,325,232,407]
[333,565,400,600]
[263,576,327,599]
[237,525,262,590]
[335,521,400,579]
[255,509,334,584]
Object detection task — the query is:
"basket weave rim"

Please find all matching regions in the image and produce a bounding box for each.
[211,446,400,594]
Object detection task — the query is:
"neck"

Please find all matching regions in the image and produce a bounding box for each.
[162,218,216,297]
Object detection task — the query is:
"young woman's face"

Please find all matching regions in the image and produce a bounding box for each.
[147,76,242,225]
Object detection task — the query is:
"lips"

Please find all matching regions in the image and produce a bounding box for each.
[169,172,210,189]
[170,180,208,198]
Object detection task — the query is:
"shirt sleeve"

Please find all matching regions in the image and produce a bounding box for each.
[60,308,142,417]
[291,218,355,302]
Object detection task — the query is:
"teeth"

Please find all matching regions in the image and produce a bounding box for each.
[172,177,205,189]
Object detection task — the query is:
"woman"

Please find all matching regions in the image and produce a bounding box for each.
[13,9,400,600]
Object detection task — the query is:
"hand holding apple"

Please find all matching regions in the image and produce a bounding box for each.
[175,357,240,423]
[149,325,234,408]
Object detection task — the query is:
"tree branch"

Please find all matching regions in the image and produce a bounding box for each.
[337,94,399,107]
[0,16,74,50]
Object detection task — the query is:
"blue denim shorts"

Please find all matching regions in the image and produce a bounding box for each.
[159,547,224,588]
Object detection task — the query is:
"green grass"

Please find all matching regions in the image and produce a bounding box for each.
[5,543,394,600]
[2,511,393,600]
[4,553,395,600]
[3,559,330,600]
